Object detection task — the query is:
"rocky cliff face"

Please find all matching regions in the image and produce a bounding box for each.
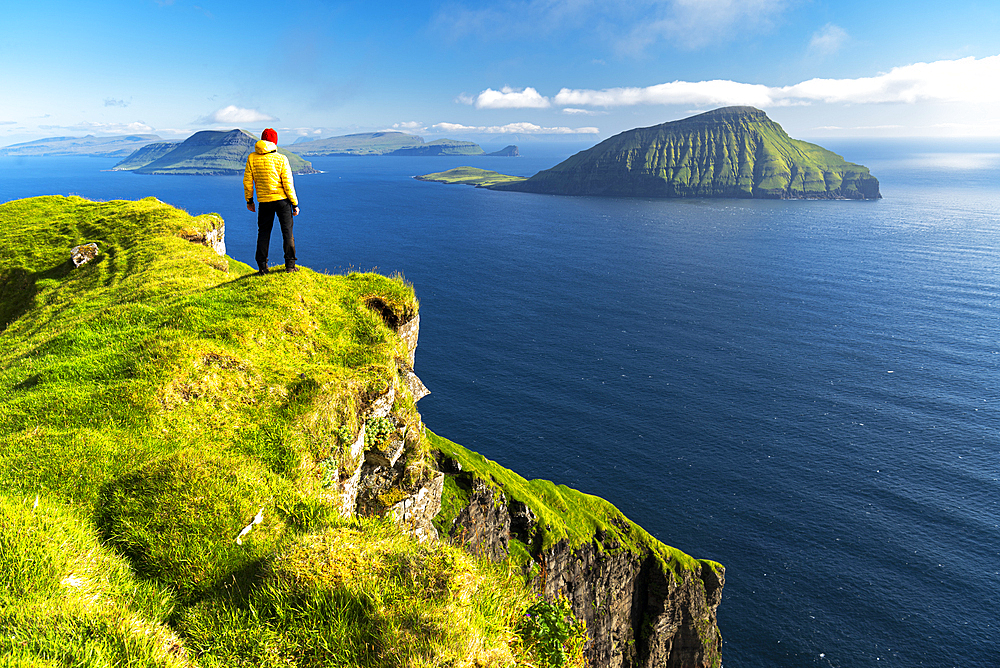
[336,310,725,668]
[430,445,724,668]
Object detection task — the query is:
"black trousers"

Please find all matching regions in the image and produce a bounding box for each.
[255,199,296,268]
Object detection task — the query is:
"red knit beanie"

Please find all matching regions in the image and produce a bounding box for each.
[262,128,278,143]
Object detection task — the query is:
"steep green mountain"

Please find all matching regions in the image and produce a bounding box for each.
[0,196,724,668]
[0,134,164,157]
[113,129,316,175]
[110,141,178,170]
[491,107,881,199]
[291,131,490,157]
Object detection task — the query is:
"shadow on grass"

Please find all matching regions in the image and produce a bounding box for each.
[0,261,76,333]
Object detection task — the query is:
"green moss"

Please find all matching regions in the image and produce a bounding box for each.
[432,473,468,536]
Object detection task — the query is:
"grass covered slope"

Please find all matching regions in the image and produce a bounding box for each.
[0,196,576,668]
[111,141,179,170]
[492,106,880,200]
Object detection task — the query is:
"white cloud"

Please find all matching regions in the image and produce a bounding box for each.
[554,80,775,108]
[550,55,1000,108]
[104,98,131,108]
[432,121,599,135]
[205,105,275,125]
[390,121,427,133]
[473,87,551,109]
[38,121,156,135]
[809,24,848,56]
[562,108,605,115]
[433,122,481,132]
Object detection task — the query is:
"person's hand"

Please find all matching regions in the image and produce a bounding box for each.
[292,205,300,216]
[246,200,255,213]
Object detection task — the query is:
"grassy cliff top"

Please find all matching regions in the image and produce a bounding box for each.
[430,432,722,582]
[0,196,571,667]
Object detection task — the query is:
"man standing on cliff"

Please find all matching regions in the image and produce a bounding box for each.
[244,128,300,274]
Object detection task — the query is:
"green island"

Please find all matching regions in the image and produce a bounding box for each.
[0,134,166,158]
[414,166,528,188]
[0,196,723,668]
[111,129,317,175]
[419,106,881,200]
[291,132,486,157]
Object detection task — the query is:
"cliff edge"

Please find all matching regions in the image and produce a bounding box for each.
[0,196,722,667]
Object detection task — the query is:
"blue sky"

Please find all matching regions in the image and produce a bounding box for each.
[4,0,1000,147]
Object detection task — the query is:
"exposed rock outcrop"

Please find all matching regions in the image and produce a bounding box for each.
[325,277,723,667]
[70,243,99,268]
[179,214,226,257]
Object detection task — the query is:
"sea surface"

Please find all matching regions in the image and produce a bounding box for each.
[2,139,998,667]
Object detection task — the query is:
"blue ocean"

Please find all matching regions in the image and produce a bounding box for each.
[2,139,998,667]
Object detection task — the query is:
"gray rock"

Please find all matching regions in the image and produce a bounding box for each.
[440,473,725,668]
[388,471,444,543]
[335,425,367,518]
[398,313,419,366]
[398,360,430,401]
[446,475,511,562]
[179,216,226,257]
[70,243,99,268]
[365,437,406,468]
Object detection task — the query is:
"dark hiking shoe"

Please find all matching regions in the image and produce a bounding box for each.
[256,266,269,275]
[285,264,300,273]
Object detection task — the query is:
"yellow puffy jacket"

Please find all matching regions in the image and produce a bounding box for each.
[243,140,298,206]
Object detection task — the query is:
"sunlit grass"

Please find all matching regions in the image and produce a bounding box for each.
[0,196,579,667]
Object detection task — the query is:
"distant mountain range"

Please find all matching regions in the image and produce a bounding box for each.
[111,129,316,175]
[487,107,880,200]
[290,132,518,157]
[0,134,165,157]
